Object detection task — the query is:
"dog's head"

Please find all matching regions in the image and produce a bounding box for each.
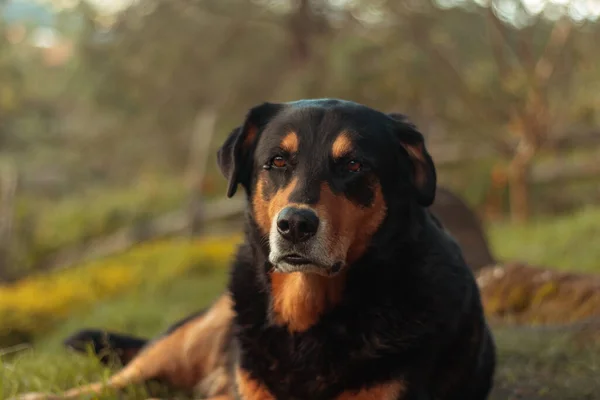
[217,99,436,276]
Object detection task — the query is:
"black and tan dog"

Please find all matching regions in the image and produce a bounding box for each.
[15,99,496,400]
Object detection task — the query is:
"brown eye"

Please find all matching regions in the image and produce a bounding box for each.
[347,160,362,173]
[272,156,287,168]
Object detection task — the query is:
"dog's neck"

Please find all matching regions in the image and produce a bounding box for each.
[244,218,345,333]
[269,270,346,332]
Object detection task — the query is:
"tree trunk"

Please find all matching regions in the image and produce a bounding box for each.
[508,140,535,223]
[0,163,18,281]
[483,163,508,221]
[185,108,218,237]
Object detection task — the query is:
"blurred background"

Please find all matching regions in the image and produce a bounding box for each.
[1,0,600,398]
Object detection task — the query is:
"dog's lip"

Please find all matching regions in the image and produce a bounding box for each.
[271,256,345,277]
[281,253,313,265]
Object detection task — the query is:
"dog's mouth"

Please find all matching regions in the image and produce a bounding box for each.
[281,253,313,265]
[271,253,344,277]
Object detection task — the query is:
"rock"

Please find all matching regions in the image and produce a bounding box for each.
[430,186,496,271]
[477,262,600,325]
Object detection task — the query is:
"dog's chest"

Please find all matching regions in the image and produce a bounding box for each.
[235,323,402,400]
[237,332,337,395]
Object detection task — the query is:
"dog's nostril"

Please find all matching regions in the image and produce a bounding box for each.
[276,207,319,243]
[277,219,290,233]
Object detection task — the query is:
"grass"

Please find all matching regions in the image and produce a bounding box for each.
[2,267,599,399]
[9,176,189,275]
[489,325,600,400]
[3,206,600,398]
[8,173,228,276]
[0,235,241,347]
[488,206,600,273]
[1,266,229,399]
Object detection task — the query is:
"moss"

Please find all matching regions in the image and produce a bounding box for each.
[505,285,531,313]
[531,281,559,307]
[484,295,503,316]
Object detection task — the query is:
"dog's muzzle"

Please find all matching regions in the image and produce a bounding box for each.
[269,206,343,276]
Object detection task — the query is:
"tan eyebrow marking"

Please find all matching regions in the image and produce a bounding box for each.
[281,132,299,153]
[332,132,353,159]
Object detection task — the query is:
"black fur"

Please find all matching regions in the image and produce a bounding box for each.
[63,329,147,366]
[63,308,209,367]
[66,99,495,399]
[223,99,496,399]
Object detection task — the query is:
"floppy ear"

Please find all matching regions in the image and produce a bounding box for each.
[387,113,437,207]
[217,102,283,198]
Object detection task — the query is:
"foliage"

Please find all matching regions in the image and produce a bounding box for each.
[488,206,600,272]
[1,0,600,278]
[11,175,189,270]
[0,234,241,347]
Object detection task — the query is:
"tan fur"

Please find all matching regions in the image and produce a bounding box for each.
[243,125,258,148]
[332,132,354,159]
[280,131,299,153]
[270,271,345,332]
[336,381,406,400]
[254,168,386,333]
[317,182,387,264]
[235,368,276,400]
[252,172,352,333]
[402,143,428,189]
[266,181,386,333]
[252,176,298,236]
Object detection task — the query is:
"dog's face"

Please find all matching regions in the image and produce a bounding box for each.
[218,99,436,276]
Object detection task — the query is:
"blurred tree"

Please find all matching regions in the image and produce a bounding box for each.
[69,0,600,222]
[0,12,24,151]
[380,0,589,222]
[0,0,599,277]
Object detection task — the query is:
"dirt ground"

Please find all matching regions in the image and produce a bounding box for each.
[488,323,600,400]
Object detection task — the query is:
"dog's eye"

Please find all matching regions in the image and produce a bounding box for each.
[271,156,287,168]
[347,160,362,173]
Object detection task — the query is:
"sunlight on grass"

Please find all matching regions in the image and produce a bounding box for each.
[489,206,600,272]
[0,234,241,347]
[1,264,229,398]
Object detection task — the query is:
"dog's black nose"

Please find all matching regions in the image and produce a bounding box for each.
[277,207,319,243]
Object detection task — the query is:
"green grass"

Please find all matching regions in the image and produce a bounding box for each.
[486,207,600,398]
[3,206,600,398]
[8,175,191,276]
[3,267,600,399]
[490,325,600,399]
[488,206,600,273]
[0,235,240,348]
[1,267,228,399]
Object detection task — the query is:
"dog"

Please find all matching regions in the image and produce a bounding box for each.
[14,99,496,400]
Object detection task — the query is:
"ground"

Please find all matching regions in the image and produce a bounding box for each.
[2,264,599,400]
[3,206,600,399]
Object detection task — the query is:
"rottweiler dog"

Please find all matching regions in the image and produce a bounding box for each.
[14,99,496,400]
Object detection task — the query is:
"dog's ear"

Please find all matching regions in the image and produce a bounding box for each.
[387,113,437,207]
[217,102,283,198]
